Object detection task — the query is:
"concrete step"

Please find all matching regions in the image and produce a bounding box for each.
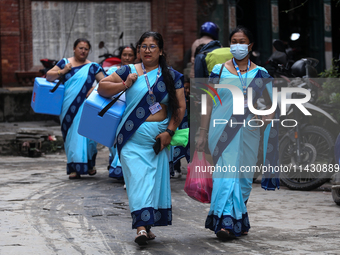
[0,121,63,156]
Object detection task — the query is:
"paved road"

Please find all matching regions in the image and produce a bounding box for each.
[1,147,340,255]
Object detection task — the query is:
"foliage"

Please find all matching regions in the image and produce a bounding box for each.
[317,59,340,122]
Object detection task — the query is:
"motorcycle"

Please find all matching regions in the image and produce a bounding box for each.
[39,58,58,77]
[278,86,336,190]
[266,40,338,190]
[98,32,124,72]
[266,40,320,104]
[332,134,340,205]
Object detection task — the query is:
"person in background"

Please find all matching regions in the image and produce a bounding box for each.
[98,31,186,245]
[171,75,190,178]
[204,47,233,76]
[46,38,105,179]
[134,41,142,64]
[196,26,279,240]
[190,21,220,79]
[106,45,136,75]
[106,45,136,182]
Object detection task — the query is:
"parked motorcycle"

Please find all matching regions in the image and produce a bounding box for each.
[267,40,320,104]
[39,58,58,77]
[278,92,336,190]
[98,32,124,72]
[265,40,338,190]
[332,134,340,205]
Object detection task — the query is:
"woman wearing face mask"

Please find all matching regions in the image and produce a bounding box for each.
[196,25,279,240]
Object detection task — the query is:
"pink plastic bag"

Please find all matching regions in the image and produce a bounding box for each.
[184,151,213,203]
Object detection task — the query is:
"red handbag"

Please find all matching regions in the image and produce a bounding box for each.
[184,151,213,203]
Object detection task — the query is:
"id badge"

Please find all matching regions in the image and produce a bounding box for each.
[149,102,162,115]
[244,99,248,108]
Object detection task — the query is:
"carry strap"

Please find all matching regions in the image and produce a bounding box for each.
[98,65,131,117]
[50,75,65,93]
[98,89,126,117]
[218,62,225,83]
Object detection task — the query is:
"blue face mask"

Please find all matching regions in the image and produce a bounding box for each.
[230,43,251,60]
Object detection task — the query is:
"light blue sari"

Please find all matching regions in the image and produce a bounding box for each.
[106,66,123,180]
[114,64,183,229]
[57,58,104,174]
[205,64,278,236]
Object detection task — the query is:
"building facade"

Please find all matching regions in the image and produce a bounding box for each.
[0,0,197,87]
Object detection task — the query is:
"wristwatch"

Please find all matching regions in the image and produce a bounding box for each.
[165,129,175,137]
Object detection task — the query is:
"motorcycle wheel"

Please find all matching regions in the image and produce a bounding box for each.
[332,185,340,206]
[279,125,334,191]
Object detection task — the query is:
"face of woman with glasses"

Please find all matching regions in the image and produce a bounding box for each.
[139,37,162,67]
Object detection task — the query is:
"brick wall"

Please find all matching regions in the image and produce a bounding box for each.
[1,0,22,86]
[1,0,197,87]
[151,0,197,71]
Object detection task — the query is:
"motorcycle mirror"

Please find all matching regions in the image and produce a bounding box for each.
[273,40,286,53]
[98,41,105,49]
[119,32,124,39]
[290,33,300,41]
[252,51,260,57]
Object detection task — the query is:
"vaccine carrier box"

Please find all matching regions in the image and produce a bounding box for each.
[31,77,64,115]
[78,90,126,147]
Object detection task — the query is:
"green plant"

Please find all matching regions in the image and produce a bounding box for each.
[317,59,340,122]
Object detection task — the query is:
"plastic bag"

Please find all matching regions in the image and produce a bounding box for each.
[170,128,189,147]
[184,151,213,203]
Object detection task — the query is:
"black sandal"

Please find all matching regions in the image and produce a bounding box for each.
[216,229,236,240]
[134,230,148,245]
[88,167,97,176]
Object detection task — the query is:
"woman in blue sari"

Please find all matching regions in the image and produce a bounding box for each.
[106,45,136,181]
[196,26,279,240]
[98,32,186,245]
[46,38,105,179]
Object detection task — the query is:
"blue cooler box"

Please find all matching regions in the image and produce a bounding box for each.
[78,90,126,147]
[31,77,64,115]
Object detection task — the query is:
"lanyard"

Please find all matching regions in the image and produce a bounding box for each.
[141,62,161,94]
[232,58,251,97]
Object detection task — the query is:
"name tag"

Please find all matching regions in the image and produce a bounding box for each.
[149,102,162,115]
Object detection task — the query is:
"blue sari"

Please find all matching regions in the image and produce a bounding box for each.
[106,66,124,180]
[56,58,105,175]
[114,64,183,229]
[204,64,279,237]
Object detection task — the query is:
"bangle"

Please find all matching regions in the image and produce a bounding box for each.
[122,80,129,89]
[199,127,208,132]
[57,70,61,76]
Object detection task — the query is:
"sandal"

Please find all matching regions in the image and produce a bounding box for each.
[216,228,236,240]
[134,230,148,245]
[88,167,97,176]
[69,172,80,179]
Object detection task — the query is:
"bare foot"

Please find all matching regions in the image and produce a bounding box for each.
[69,172,80,179]
[147,230,156,240]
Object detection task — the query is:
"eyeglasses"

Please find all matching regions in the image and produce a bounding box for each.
[140,44,158,52]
